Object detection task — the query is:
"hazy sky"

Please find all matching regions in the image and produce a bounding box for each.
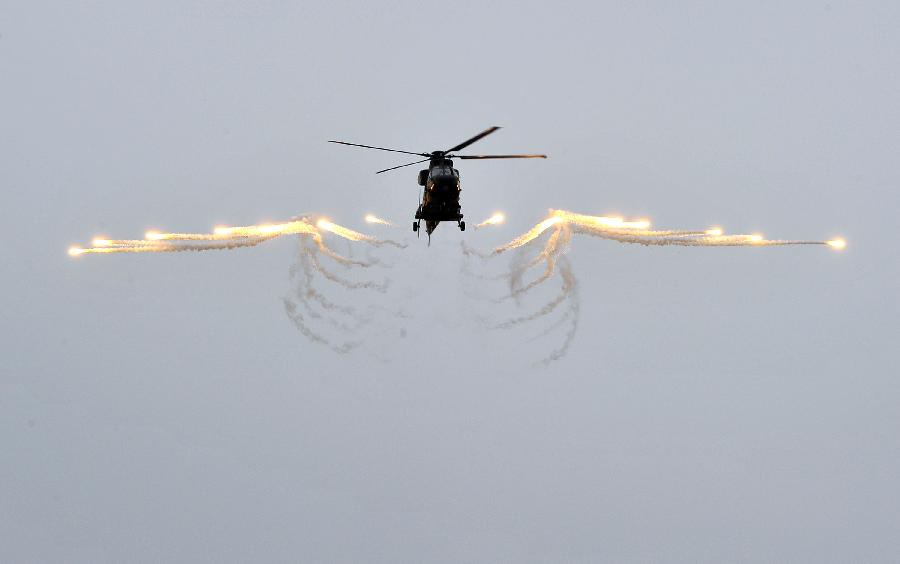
[2,1,899,562]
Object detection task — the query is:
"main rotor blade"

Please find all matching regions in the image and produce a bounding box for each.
[455,154,547,159]
[328,140,428,157]
[445,126,501,153]
[375,157,431,174]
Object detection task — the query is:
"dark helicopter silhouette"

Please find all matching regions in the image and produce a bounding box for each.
[329,126,546,242]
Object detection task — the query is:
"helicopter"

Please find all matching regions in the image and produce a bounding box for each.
[329,126,546,241]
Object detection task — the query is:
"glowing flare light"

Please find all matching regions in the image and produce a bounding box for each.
[494,210,842,253]
[364,214,394,226]
[493,215,562,254]
[476,212,506,229]
[68,216,393,257]
[316,219,373,243]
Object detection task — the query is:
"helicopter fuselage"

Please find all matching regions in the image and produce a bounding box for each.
[414,156,464,236]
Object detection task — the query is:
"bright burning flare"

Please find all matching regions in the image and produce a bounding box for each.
[494,210,840,253]
[622,218,652,229]
[476,212,506,228]
[316,219,372,242]
[827,238,847,250]
[68,215,394,257]
[552,210,651,230]
[364,214,393,226]
[494,215,563,254]
[214,221,317,237]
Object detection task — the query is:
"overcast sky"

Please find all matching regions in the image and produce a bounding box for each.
[2,1,899,562]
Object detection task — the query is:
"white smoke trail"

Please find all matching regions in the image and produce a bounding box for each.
[532,257,580,366]
[316,219,406,249]
[313,235,381,267]
[284,239,363,352]
[493,215,563,255]
[69,236,276,255]
[288,244,367,332]
[72,208,842,363]
[297,237,376,321]
[492,210,844,254]
[506,254,558,302]
[573,226,830,248]
[71,214,400,353]
[477,207,842,365]
[460,241,491,259]
[459,217,580,364]
[291,286,366,333]
[527,301,577,344]
[70,215,406,257]
[280,224,411,355]
[282,235,374,352]
[491,259,577,330]
[506,224,571,301]
[282,298,360,354]
[308,250,388,292]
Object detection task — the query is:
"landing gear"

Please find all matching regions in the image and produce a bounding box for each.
[459,221,466,232]
[412,221,419,232]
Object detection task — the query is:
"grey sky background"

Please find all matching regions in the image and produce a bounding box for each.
[2,1,899,562]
